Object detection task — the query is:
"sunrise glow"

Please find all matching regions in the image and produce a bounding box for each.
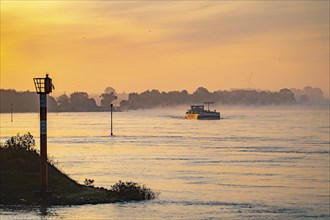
[1,1,329,95]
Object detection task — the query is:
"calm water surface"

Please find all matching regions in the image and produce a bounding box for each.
[1,107,329,219]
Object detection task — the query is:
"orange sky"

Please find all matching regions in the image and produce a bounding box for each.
[1,1,329,96]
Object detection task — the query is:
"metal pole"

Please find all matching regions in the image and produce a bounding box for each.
[110,104,113,136]
[10,103,13,122]
[40,93,48,195]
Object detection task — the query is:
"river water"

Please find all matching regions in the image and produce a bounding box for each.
[0,107,329,219]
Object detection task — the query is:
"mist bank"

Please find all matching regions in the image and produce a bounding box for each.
[1,86,328,113]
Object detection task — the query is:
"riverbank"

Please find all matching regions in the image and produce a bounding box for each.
[0,134,156,206]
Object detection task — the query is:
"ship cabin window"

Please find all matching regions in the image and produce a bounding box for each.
[191,105,204,113]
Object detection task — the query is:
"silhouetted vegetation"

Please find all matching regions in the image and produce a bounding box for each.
[0,89,120,113]
[291,86,328,105]
[0,89,57,113]
[57,92,99,111]
[2,133,36,152]
[111,181,157,200]
[69,92,97,111]
[84,178,95,187]
[0,134,157,205]
[100,92,117,110]
[119,87,298,109]
[1,86,327,113]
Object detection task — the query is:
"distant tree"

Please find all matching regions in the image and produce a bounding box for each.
[304,86,324,104]
[127,92,143,109]
[70,92,97,111]
[104,87,117,96]
[213,90,227,104]
[48,96,58,112]
[241,90,259,105]
[0,89,62,113]
[119,100,129,109]
[141,90,161,107]
[178,90,190,105]
[299,94,310,104]
[258,91,273,105]
[0,89,38,112]
[290,86,326,105]
[165,90,189,105]
[192,87,212,103]
[290,88,304,101]
[57,94,71,111]
[100,92,118,109]
[278,88,296,104]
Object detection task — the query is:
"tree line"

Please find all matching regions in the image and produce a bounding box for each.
[0,89,58,113]
[56,92,117,112]
[0,86,326,113]
[119,87,297,109]
[0,90,117,113]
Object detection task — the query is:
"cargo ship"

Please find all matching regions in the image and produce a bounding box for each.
[185,102,220,120]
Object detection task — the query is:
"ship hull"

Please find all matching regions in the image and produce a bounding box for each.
[185,113,220,120]
[185,113,199,119]
[197,114,220,120]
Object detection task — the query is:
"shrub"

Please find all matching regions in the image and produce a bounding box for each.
[84,178,95,187]
[1,133,36,152]
[111,181,157,200]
